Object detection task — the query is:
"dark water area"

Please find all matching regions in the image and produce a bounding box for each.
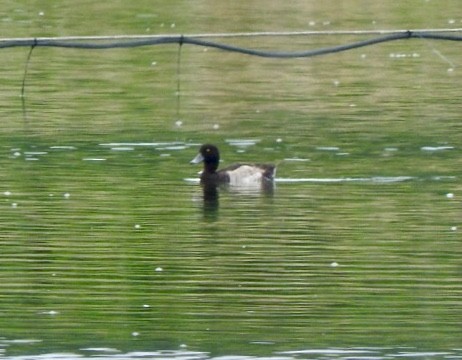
[1,1,461,359]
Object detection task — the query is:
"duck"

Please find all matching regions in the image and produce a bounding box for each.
[190,144,276,186]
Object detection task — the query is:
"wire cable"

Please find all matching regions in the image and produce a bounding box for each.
[1,30,461,58]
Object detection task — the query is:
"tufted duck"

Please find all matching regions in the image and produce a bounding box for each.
[190,144,276,186]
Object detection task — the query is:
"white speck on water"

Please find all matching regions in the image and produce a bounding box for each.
[81,348,119,354]
[83,158,107,161]
[179,344,188,349]
[4,191,11,196]
[446,193,454,199]
[330,262,339,267]
[49,146,77,150]
[316,146,340,151]
[156,145,187,151]
[151,61,157,66]
[384,147,399,152]
[64,193,70,199]
[111,147,134,151]
[226,139,260,147]
[38,11,44,16]
[360,53,367,59]
[450,226,457,231]
[276,138,283,143]
[132,332,139,337]
[155,267,163,272]
[11,203,18,208]
[175,120,183,128]
[447,68,454,73]
[13,151,21,157]
[448,19,456,24]
[213,124,220,130]
[41,310,58,315]
[24,151,47,156]
[251,341,276,345]
[143,304,150,308]
[134,224,141,229]
[421,146,454,151]
[284,158,310,162]
[100,141,185,148]
[333,80,340,86]
[170,23,175,28]
[3,339,42,345]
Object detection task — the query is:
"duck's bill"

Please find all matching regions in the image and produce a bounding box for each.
[190,153,204,164]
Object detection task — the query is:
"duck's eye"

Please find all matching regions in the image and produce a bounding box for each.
[206,148,210,153]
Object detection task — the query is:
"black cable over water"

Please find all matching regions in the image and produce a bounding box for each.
[21,42,36,122]
[1,31,462,57]
[176,37,183,122]
[6,30,460,125]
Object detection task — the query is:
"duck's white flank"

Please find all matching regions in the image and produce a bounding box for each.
[227,165,266,186]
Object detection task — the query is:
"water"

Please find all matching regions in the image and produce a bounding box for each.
[1,1,462,359]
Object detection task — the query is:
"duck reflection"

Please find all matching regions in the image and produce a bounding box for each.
[202,183,219,220]
[200,180,275,221]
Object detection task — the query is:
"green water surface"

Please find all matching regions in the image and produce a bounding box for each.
[0,1,461,359]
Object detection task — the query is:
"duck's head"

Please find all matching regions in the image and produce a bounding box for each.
[190,144,220,173]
